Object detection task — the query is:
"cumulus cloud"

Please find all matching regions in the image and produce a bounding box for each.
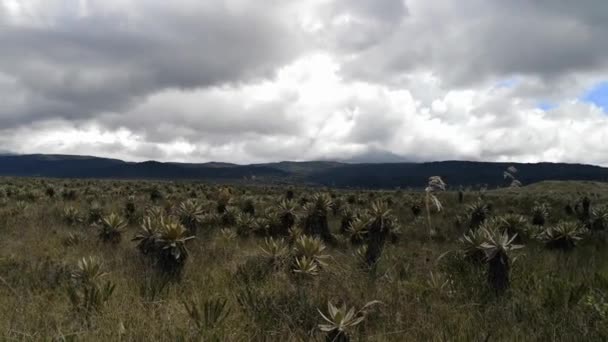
[0,0,307,126]
[1,0,608,165]
[328,0,608,88]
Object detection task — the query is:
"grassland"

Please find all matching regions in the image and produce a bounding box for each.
[1,178,608,341]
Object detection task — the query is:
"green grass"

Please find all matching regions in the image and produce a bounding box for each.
[494,180,608,195]
[1,178,608,341]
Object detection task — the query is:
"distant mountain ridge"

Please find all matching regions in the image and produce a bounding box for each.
[1,154,608,189]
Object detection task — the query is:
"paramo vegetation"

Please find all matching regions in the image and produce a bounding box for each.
[1,172,608,340]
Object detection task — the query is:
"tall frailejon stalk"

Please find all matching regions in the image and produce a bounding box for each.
[303,193,334,243]
[156,219,195,279]
[275,199,297,236]
[364,200,396,267]
[503,165,522,188]
[480,227,523,295]
[124,195,137,224]
[574,196,592,228]
[425,176,446,238]
[339,205,355,234]
[216,187,232,214]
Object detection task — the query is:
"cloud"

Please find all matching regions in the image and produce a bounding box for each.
[1,0,608,165]
[328,0,608,89]
[0,0,308,127]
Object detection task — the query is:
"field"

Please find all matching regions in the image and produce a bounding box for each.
[1,177,608,341]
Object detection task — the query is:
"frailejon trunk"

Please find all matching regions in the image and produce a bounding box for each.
[366,219,388,267]
[326,330,350,342]
[488,252,509,294]
[305,213,333,243]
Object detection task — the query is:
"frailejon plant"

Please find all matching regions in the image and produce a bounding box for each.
[531,201,550,226]
[220,207,239,227]
[66,257,116,323]
[235,213,256,237]
[14,200,28,216]
[293,256,320,278]
[71,256,106,284]
[465,200,491,229]
[260,237,290,269]
[491,214,530,242]
[574,196,592,225]
[303,193,334,243]
[133,216,195,278]
[87,201,104,224]
[63,206,82,226]
[425,176,446,238]
[183,296,231,340]
[97,213,127,244]
[426,271,454,298]
[177,199,205,235]
[133,217,159,255]
[218,228,237,244]
[241,197,256,216]
[480,227,523,295]
[216,188,232,214]
[149,187,163,203]
[63,232,83,247]
[45,186,55,198]
[365,200,396,267]
[155,218,195,278]
[538,221,587,252]
[591,206,608,231]
[339,205,355,234]
[347,217,369,246]
[459,228,487,264]
[275,199,298,236]
[318,300,382,342]
[124,195,137,223]
[288,226,304,243]
[293,235,329,268]
[145,206,166,227]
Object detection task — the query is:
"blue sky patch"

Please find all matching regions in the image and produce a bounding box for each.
[582,81,608,111]
[537,101,557,111]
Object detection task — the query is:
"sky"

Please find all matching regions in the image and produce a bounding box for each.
[1,0,608,165]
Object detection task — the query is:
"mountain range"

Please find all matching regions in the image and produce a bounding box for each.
[1,154,608,189]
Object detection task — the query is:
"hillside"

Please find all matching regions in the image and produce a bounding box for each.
[491,180,608,195]
[306,161,608,189]
[1,154,608,188]
[0,154,288,181]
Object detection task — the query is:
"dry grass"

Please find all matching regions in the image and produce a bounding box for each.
[0,178,608,341]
